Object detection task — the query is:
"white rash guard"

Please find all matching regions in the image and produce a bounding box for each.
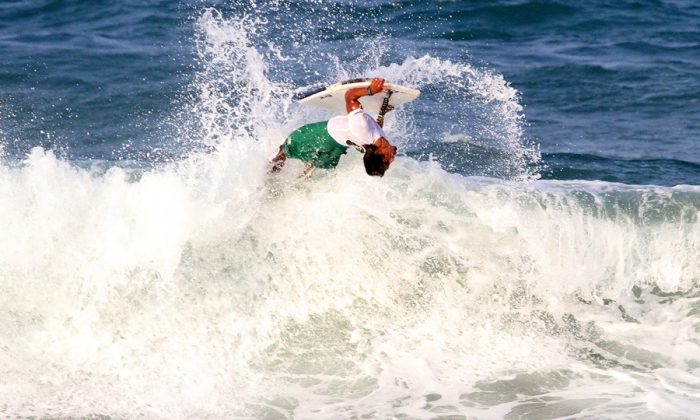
[327,109,386,148]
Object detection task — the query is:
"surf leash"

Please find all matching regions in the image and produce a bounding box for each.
[376,90,394,128]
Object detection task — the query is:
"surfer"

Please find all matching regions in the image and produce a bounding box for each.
[270,77,398,178]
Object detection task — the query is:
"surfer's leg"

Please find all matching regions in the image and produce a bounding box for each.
[298,163,315,180]
[270,144,287,173]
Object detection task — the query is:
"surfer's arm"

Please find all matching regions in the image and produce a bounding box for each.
[345,78,385,113]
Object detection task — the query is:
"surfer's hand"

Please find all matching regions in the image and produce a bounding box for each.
[346,77,386,112]
[369,78,385,95]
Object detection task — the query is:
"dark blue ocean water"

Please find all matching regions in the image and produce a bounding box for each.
[1,0,698,185]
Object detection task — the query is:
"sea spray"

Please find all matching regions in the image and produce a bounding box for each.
[186,8,540,180]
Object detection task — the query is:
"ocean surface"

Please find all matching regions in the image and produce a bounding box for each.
[1,1,699,419]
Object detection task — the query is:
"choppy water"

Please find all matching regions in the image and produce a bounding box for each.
[1,1,699,419]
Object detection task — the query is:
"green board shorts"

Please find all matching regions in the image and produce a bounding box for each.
[283,121,349,169]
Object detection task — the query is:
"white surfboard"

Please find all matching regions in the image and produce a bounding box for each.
[295,78,421,115]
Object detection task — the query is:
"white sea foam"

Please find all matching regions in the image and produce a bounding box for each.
[1,6,699,420]
[2,148,699,418]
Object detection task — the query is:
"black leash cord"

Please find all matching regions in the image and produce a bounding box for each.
[376,90,393,128]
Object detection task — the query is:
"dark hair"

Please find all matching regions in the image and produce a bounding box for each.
[363,144,388,177]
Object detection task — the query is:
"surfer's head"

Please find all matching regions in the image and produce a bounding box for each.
[363,137,397,177]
